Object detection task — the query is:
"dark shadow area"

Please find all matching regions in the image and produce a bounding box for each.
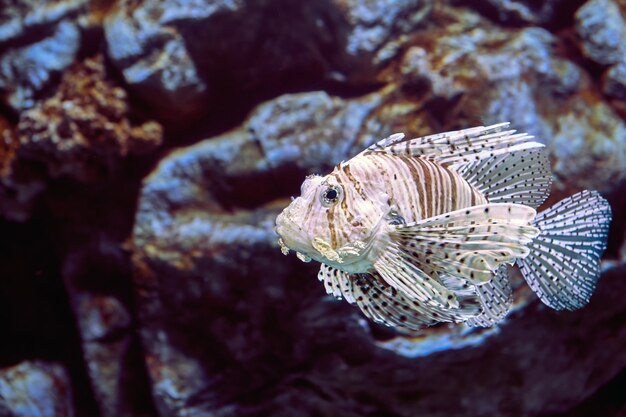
[452,0,588,31]
[0,214,100,416]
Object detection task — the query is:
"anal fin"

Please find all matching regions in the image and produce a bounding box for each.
[465,265,513,327]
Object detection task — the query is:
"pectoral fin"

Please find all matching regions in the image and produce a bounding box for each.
[351,271,481,334]
[318,264,355,303]
[390,203,539,283]
[373,249,457,308]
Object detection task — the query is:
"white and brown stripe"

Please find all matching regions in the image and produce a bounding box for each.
[334,153,486,225]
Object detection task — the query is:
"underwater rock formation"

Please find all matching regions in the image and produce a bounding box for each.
[61,239,146,417]
[0,361,75,417]
[399,7,626,194]
[0,54,162,221]
[0,1,625,417]
[575,0,626,66]
[17,55,163,183]
[104,0,432,122]
[0,0,92,112]
[456,0,571,25]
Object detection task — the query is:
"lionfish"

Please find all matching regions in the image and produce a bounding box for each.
[275,123,612,332]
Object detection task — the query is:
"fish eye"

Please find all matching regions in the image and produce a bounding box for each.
[320,185,343,207]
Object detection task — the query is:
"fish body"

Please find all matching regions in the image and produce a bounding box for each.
[275,123,612,333]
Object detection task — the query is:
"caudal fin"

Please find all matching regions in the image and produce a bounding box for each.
[517,190,611,310]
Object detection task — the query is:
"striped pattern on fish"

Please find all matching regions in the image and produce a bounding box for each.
[275,123,612,334]
[336,154,486,222]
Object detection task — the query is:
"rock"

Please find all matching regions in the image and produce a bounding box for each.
[0,0,89,43]
[0,361,75,417]
[103,0,211,123]
[247,91,385,173]
[0,0,93,112]
[603,61,626,99]
[104,0,432,122]
[0,54,163,218]
[0,115,46,221]
[1,53,160,221]
[398,7,626,193]
[17,55,163,182]
[575,0,626,66]
[0,21,80,111]
[62,239,151,417]
[457,0,571,26]
[335,0,432,64]
[550,101,626,192]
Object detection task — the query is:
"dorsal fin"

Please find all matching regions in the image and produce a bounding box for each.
[456,146,552,208]
[361,123,543,167]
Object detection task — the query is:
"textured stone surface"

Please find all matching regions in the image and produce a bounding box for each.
[17,55,163,182]
[0,361,75,417]
[0,0,91,111]
[104,0,432,122]
[0,0,89,42]
[458,0,570,25]
[0,20,80,111]
[0,115,45,221]
[575,0,626,66]
[103,0,213,122]
[61,236,153,417]
[1,1,626,416]
[604,61,626,99]
[398,7,626,193]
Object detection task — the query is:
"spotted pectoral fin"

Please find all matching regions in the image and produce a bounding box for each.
[360,123,543,166]
[351,272,481,334]
[318,264,356,303]
[351,272,441,333]
[372,247,484,323]
[373,250,457,308]
[391,203,539,283]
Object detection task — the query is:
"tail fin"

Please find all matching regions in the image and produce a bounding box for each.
[517,190,611,310]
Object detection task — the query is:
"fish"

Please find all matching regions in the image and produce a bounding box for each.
[274,123,612,333]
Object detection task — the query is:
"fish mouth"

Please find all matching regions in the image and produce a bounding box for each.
[275,211,316,262]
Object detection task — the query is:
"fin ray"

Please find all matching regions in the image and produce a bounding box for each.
[517,190,611,310]
[318,264,356,303]
[362,123,540,167]
[456,147,552,208]
[352,272,481,333]
[465,266,513,327]
[391,203,539,282]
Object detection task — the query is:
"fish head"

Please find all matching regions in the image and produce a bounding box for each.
[276,171,389,272]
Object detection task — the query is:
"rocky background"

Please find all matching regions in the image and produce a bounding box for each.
[1,0,626,416]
